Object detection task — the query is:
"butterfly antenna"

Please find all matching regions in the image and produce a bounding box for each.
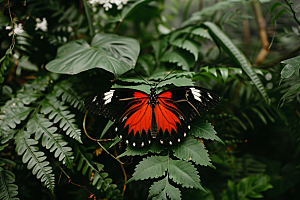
[131,66,152,86]
[155,66,179,87]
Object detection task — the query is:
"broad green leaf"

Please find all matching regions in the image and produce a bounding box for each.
[190,120,224,144]
[117,142,165,158]
[236,175,273,199]
[172,136,213,168]
[191,27,212,40]
[202,22,270,104]
[148,176,182,200]
[168,159,204,191]
[160,49,195,71]
[170,38,200,60]
[128,156,168,183]
[46,33,140,77]
[219,67,229,82]
[18,56,38,72]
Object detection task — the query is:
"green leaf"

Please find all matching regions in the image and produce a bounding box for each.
[272,9,293,23]
[160,49,195,71]
[27,114,74,169]
[15,129,55,194]
[148,176,182,200]
[190,120,224,144]
[137,54,155,76]
[237,175,273,199]
[279,83,300,107]
[170,38,200,60]
[40,96,82,143]
[270,2,290,14]
[46,33,140,77]
[72,142,121,198]
[168,159,204,190]
[53,80,85,111]
[191,27,213,41]
[152,37,169,61]
[202,22,270,104]
[117,142,165,158]
[280,56,300,81]
[171,135,213,168]
[18,56,38,72]
[219,67,229,82]
[128,156,169,183]
[0,168,19,200]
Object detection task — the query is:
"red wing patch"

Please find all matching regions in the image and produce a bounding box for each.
[155,91,183,133]
[123,92,151,135]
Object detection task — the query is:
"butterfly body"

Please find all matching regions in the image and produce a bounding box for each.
[84,86,220,147]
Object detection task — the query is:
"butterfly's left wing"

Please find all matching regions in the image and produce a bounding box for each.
[84,88,149,123]
[155,86,220,144]
[84,88,155,147]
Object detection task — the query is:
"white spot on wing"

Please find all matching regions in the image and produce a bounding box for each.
[190,87,202,102]
[178,138,181,142]
[188,125,191,130]
[125,140,129,144]
[208,93,213,99]
[115,127,118,132]
[103,90,115,105]
[141,142,144,147]
[92,96,97,102]
[148,140,151,144]
[119,135,122,139]
[133,142,136,147]
[160,140,163,144]
[169,141,172,145]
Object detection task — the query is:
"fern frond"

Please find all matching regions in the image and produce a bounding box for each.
[53,81,84,111]
[0,168,19,200]
[73,142,122,199]
[41,95,82,143]
[0,157,19,200]
[0,104,34,131]
[14,129,55,193]
[27,114,74,169]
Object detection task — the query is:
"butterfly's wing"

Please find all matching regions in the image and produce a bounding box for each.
[84,88,153,147]
[155,86,220,144]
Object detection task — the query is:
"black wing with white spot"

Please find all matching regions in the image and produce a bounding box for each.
[84,88,149,123]
[158,86,220,122]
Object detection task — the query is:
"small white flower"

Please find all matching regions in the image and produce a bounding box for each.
[88,0,128,11]
[6,23,24,36]
[103,2,112,11]
[35,18,48,32]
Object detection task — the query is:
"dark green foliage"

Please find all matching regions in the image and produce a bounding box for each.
[73,142,122,199]
[15,129,55,193]
[2,0,300,199]
[0,157,19,200]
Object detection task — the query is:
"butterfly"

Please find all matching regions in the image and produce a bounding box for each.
[84,83,220,147]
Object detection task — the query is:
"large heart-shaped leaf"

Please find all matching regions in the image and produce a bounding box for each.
[46,33,140,77]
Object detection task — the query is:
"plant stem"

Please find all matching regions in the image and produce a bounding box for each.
[82,0,95,37]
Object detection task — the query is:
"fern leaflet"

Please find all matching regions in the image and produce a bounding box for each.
[14,129,55,193]
[73,142,122,199]
[40,95,82,143]
[27,113,74,169]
